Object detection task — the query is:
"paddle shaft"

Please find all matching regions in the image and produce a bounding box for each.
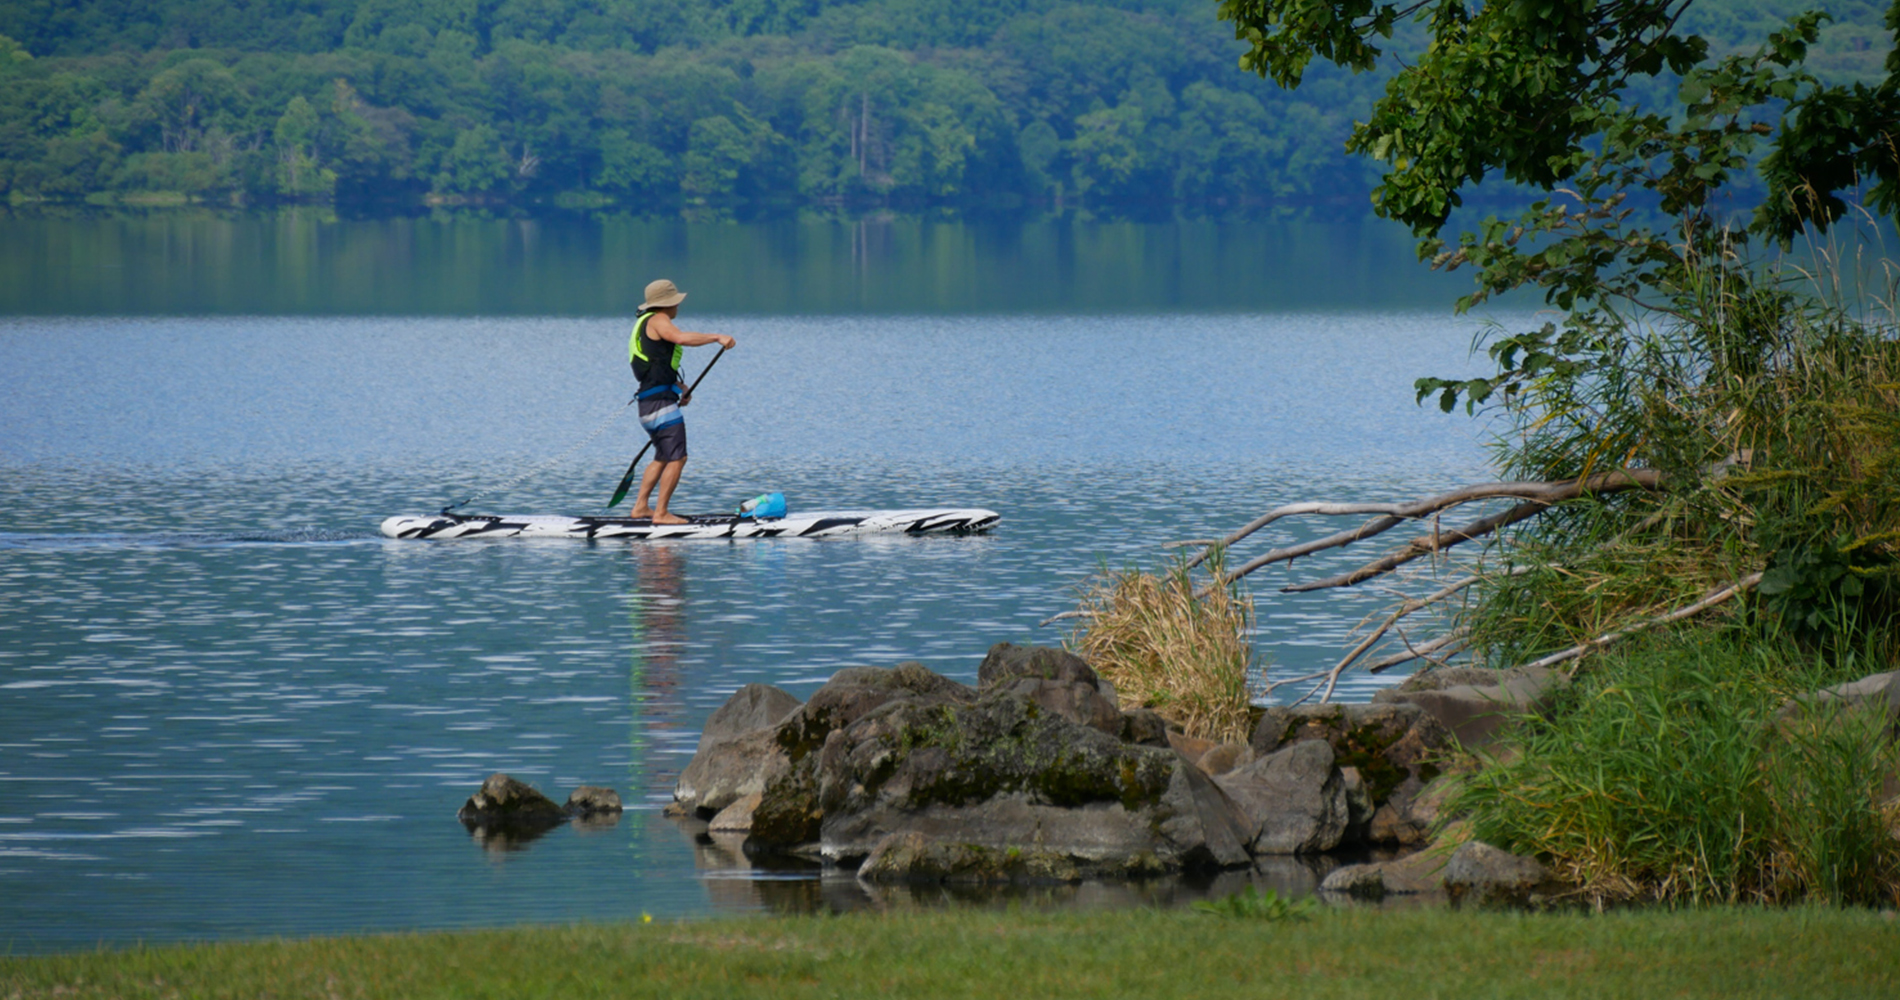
[606,346,727,509]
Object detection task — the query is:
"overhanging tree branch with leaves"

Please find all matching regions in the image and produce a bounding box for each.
[1187,0,1900,682]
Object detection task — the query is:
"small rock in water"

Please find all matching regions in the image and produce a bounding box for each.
[566,785,623,821]
[1442,840,1556,905]
[458,773,566,831]
[708,792,762,833]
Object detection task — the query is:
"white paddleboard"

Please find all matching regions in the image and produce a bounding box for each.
[380,508,999,540]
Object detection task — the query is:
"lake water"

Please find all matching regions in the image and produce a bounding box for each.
[0,213,1505,952]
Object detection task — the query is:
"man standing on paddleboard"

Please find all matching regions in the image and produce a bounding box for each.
[626,279,736,524]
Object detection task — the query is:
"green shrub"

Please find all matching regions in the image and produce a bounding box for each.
[1453,629,1900,906]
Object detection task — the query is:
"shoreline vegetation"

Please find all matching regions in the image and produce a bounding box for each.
[5,906,1898,996]
[1061,0,1900,909]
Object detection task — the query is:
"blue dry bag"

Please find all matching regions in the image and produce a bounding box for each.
[737,492,787,519]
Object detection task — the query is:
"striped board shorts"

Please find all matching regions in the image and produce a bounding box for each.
[637,395,687,462]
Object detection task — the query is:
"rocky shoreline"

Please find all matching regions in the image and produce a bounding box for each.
[657,642,1568,904]
[457,642,1900,907]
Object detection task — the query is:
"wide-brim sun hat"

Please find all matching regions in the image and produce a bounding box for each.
[643,278,687,310]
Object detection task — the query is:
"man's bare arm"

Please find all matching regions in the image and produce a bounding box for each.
[650,313,736,350]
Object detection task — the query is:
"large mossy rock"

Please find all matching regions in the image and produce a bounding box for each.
[674,683,804,817]
[816,694,1252,879]
[748,663,979,850]
[747,656,1253,880]
[775,662,978,762]
[976,642,1124,734]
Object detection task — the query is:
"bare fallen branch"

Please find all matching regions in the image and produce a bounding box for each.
[1528,572,1764,673]
[1257,665,1332,702]
[1178,471,1662,572]
[1363,628,1470,674]
[1251,471,1664,591]
[1206,514,1408,590]
[1305,566,1537,700]
[1278,499,1546,591]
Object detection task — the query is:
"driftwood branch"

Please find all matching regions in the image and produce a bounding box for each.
[1307,566,1539,700]
[1209,470,1663,590]
[1178,472,1663,574]
[1279,500,1544,591]
[1364,628,1470,674]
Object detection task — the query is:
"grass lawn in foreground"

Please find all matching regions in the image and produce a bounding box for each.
[4,904,1896,999]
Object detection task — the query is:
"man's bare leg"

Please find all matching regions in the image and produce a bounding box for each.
[627,461,666,519]
[651,459,688,524]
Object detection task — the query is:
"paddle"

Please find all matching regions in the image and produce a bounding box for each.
[606,346,727,511]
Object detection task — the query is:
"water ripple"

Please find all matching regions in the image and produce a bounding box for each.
[0,312,1502,950]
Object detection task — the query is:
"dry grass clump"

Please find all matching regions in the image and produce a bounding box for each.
[1068,553,1259,744]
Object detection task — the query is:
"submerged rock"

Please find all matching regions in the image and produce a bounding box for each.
[562,787,623,828]
[1319,845,1453,900]
[1442,840,1558,905]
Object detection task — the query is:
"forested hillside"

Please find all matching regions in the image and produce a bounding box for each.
[0,0,1888,211]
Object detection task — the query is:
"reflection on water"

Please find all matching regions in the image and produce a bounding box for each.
[664,812,1430,916]
[0,211,1468,316]
[630,544,689,797]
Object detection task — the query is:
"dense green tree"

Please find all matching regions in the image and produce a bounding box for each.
[0,1,1887,211]
[273,93,334,197]
[1217,0,1897,240]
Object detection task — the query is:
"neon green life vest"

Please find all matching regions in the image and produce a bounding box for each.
[629,311,684,377]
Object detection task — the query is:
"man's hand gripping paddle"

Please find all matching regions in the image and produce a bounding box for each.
[606,346,726,511]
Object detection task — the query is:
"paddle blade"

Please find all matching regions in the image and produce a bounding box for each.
[605,444,650,509]
[607,464,639,508]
